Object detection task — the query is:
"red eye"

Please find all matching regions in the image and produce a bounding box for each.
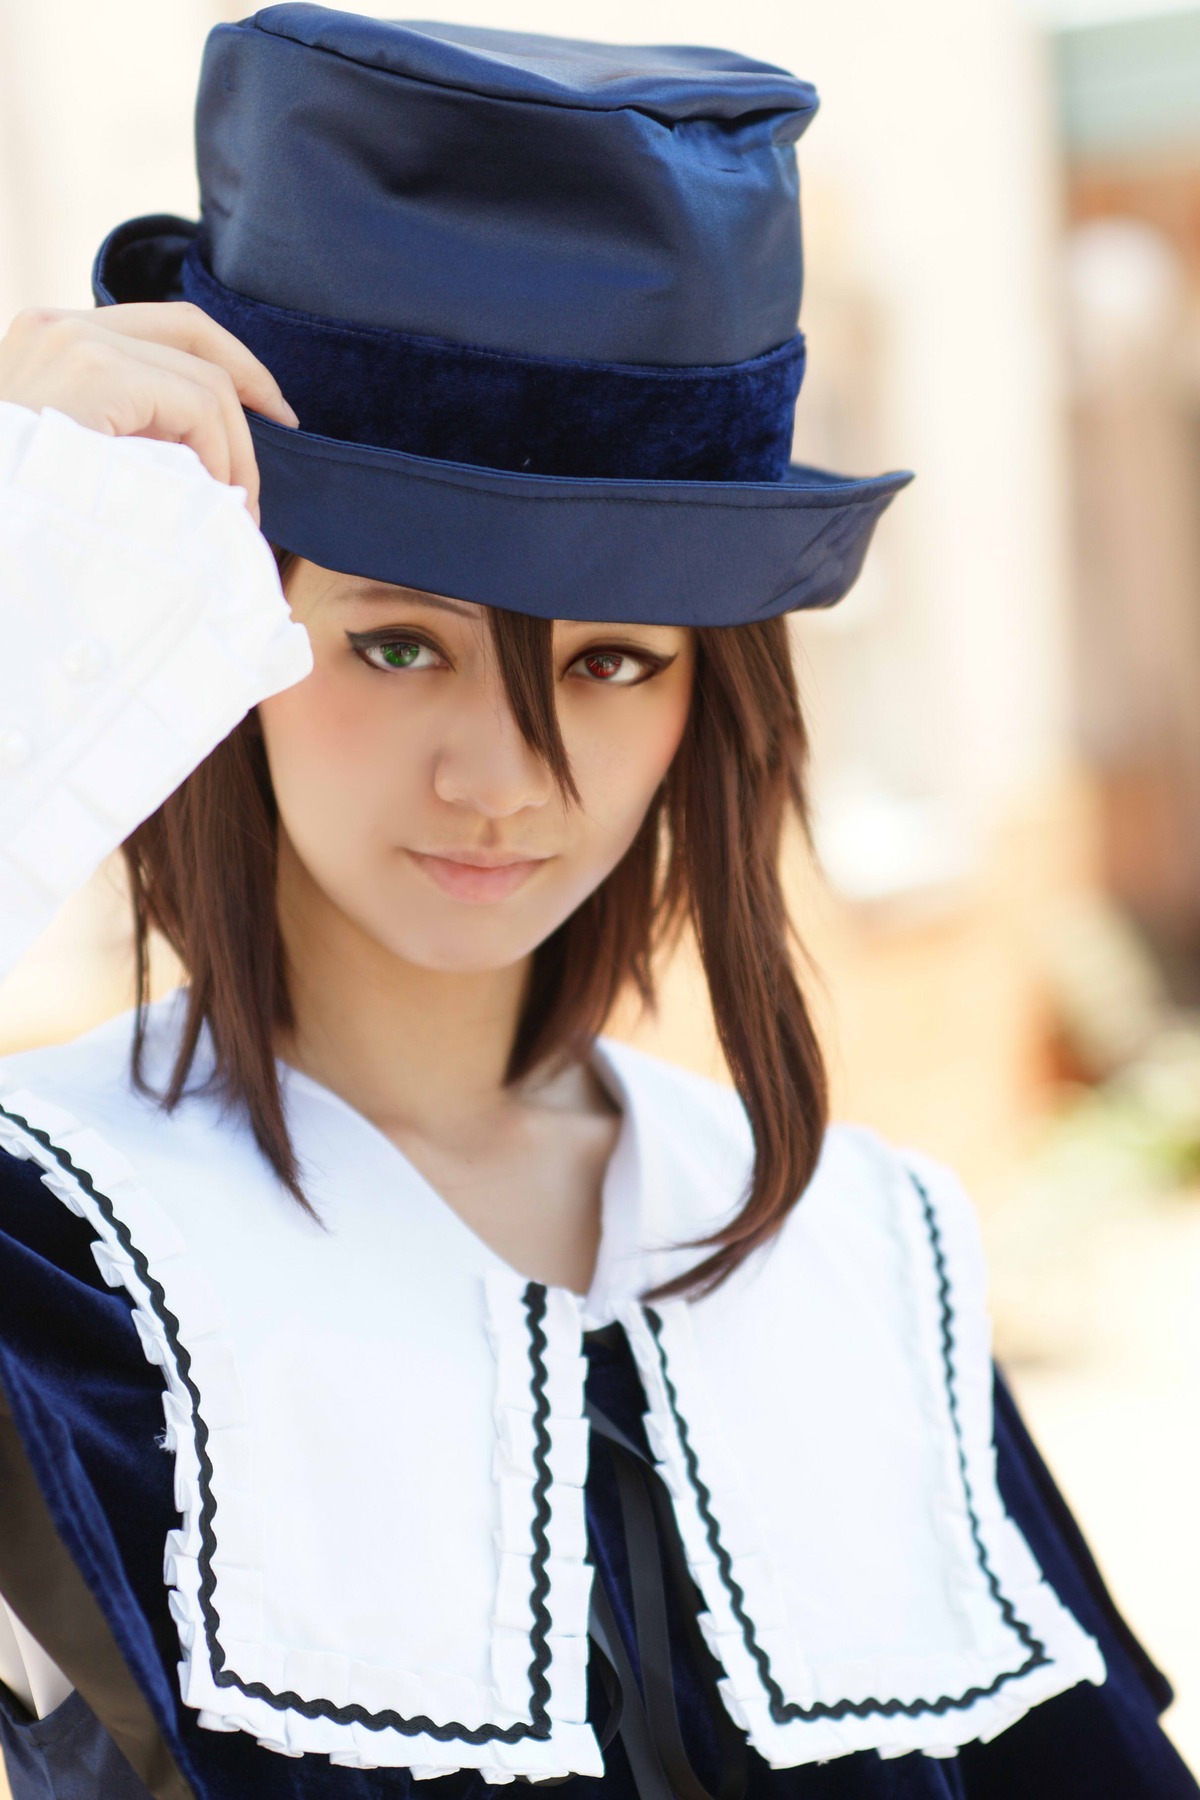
[569,645,666,687]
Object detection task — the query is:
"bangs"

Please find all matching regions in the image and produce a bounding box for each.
[484,607,579,805]
[275,548,578,804]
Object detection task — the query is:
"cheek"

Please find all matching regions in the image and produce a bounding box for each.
[565,682,691,855]
[255,647,692,972]
[258,663,418,853]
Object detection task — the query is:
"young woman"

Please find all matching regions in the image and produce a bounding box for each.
[0,9,1194,1799]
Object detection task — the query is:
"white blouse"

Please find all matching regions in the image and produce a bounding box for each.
[0,404,1104,1778]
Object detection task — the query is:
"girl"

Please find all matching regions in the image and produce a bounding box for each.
[0,9,1193,1798]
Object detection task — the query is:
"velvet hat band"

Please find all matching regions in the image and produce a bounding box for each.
[180,246,807,484]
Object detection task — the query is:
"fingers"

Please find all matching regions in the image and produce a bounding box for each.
[112,366,235,490]
[94,301,299,429]
[113,335,263,519]
[0,301,302,526]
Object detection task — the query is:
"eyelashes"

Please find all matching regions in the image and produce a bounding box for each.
[347,632,446,674]
[345,628,675,687]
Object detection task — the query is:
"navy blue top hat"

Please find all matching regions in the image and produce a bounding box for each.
[92,4,912,626]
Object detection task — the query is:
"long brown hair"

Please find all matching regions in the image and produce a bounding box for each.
[121,594,827,1299]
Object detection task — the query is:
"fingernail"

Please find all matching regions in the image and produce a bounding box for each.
[281,400,300,428]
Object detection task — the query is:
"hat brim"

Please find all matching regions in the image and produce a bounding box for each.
[94,215,912,626]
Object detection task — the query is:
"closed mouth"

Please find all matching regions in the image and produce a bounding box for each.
[404,847,552,903]
[411,847,550,869]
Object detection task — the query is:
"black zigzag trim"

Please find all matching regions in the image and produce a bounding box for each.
[644,1169,1050,1725]
[0,1107,556,1744]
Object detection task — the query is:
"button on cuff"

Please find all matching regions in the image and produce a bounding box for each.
[0,730,33,773]
[62,637,109,684]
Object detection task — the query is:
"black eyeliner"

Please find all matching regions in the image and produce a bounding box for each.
[563,644,677,685]
[346,626,675,683]
[345,625,452,668]
[345,627,444,649]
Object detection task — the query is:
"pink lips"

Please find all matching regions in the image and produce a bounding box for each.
[406,848,550,903]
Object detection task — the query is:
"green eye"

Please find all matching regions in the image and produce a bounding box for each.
[380,642,422,669]
[346,631,447,674]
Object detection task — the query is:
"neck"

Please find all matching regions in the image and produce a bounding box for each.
[274,834,530,1144]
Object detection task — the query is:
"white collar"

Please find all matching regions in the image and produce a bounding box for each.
[276,1038,647,1332]
[0,997,1103,1779]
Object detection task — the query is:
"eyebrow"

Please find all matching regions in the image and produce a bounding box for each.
[336,585,680,644]
[339,582,480,619]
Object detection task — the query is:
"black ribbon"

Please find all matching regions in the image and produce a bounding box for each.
[581,1329,749,1800]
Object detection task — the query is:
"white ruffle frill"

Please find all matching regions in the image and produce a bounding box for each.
[616,1121,1105,1769]
[0,1039,602,1782]
[0,1010,1106,1782]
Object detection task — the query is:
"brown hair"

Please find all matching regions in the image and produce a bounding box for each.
[121,597,827,1299]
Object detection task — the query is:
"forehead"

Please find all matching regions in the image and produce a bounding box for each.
[325,576,482,619]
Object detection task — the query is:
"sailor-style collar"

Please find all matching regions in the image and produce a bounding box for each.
[0,997,1103,1781]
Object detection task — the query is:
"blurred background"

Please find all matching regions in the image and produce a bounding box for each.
[2,0,1199,1782]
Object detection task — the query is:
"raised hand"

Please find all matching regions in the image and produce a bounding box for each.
[0,301,298,525]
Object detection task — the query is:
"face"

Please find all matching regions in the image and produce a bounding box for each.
[258,560,695,974]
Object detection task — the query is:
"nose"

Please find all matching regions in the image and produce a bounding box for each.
[431,682,556,819]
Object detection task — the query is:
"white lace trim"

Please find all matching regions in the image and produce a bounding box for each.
[617,1146,1105,1767]
[0,1086,601,1781]
[0,1041,1105,1779]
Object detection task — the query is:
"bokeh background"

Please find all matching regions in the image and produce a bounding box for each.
[2,0,1199,1783]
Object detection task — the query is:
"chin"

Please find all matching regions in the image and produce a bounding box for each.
[378,933,538,976]
[365,906,552,976]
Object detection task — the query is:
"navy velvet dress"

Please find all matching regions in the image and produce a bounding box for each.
[0,1143,1195,1800]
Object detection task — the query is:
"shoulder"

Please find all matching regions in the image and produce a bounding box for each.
[807,1122,980,1243]
[0,1004,137,1104]
[595,1035,747,1123]
[0,993,209,1251]
[0,992,191,1128]
[0,1007,156,1289]
[0,1135,106,1286]
[598,1033,973,1204]
[594,1037,753,1252]
[596,1035,983,1281]
[0,1006,146,1283]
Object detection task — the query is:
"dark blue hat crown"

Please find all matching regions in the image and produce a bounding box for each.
[198,8,817,367]
[175,8,816,486]
[93,6,910,626]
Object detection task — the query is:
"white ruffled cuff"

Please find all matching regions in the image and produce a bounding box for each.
[0,402,312,978]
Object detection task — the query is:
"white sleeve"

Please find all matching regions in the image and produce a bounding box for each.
[0,1593,34,1710]
[0,402,313,982]
[0,1597,72,1718]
